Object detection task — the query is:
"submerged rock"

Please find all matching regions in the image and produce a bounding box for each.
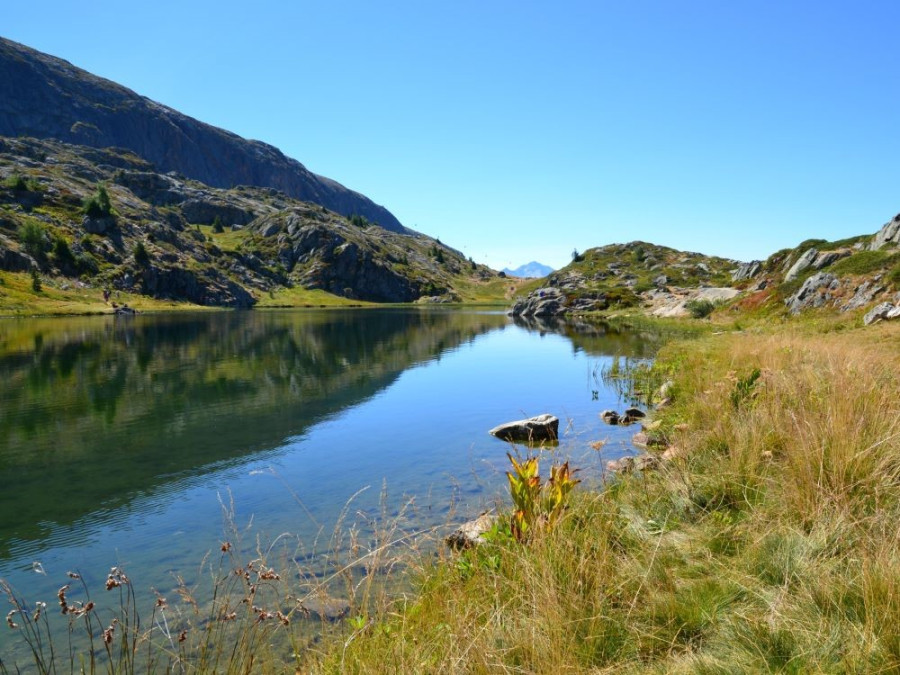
[489,414,559,442]
[299,596,351,621]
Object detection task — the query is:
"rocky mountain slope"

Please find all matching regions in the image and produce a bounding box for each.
[513,223,900,324]
[0,137,500,308]
[512,242,739,317]
[0,37,403,232]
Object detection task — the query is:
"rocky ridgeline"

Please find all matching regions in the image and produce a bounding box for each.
[0,137,494,306]
[0,37,403,233]
[513,219,900,324]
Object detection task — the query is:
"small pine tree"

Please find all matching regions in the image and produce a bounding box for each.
[212,216,224,234]
[133,240,151,267]
[30,268,41,292]
[435,248,444,263]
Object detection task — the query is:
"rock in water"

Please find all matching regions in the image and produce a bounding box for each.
[600,410,620,425]
[489,414,559,442]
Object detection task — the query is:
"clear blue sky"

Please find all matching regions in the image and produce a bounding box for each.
[5,2,899,270]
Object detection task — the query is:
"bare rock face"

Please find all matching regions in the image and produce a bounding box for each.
[864,302,900,325]
[732,260,762,283]
[0,37,405,233]
[785,272,839,314]
[870,214,900,250]
[489,414,559,442]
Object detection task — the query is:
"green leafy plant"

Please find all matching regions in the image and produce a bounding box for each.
[730,367,761,409]
[3,173,28,191]
[506,453,580,542]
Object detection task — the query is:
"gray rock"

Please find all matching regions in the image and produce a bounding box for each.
[731,261,762,283]
[864,302,897,325]
[813,250,850,270]
[489,414,559,442]
[82,214,115,235]
[784,248,818,282]
[785,272,838,314]
[843,281,884,312]
[445,512,497,549]
[624,407,646,420]
[870,214,900,250]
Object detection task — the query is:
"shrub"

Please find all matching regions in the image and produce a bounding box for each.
[30,268,41,292]
[18,221,48,260]
[686,298,716,319]
[212,216,224,234]
[75,252,99,275]
[52,236,76,271]
[83,184,113,218]
[572,248,584,263]
[3,174,27,191]
[133,241,150,267]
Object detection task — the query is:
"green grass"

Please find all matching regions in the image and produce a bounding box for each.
[828,249,900,276]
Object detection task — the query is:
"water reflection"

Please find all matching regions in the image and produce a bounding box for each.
[0,309,508,556]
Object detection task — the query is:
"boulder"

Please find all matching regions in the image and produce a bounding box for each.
[445,512,497,549]
[864,302,897,325]
[600,410,620,425]
[623,407,646,420]
[489,414,559,442]
[82,214,115,235]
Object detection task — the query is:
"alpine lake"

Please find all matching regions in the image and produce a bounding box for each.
[0,308,665,663]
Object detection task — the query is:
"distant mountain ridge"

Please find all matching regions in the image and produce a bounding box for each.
[502,261,553,278]
[0,36,405,233]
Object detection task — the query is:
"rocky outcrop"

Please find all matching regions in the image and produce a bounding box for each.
[864,302,900,325]
[732,260,762,283]
[0,37,405,233]
[136,265,255,308]
[489,414,559,442]
[511,287,567,317]
[870,214,900,250]
[785,272,839,314]
[784,248,819,282]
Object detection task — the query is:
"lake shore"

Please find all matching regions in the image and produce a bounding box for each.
[301,318,900,672]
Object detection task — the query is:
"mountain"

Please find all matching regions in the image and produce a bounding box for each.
[0,37,404,232]
[502,261,553,278]
[0,137,502,308]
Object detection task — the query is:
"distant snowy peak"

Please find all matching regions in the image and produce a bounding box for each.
[502,261,553,278]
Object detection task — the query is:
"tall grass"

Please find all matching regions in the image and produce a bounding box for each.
[305,323,900,672]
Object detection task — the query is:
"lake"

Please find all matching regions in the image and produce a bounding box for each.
[0,308,662,662]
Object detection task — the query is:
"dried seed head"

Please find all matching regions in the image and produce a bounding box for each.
[67,571,81,579]
[6,609,18,629]
[178,629,187,643]
[221,542,232,552]
[276,610,290,626]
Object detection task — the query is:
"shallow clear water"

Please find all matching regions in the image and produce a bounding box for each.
[0,308,660,661]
